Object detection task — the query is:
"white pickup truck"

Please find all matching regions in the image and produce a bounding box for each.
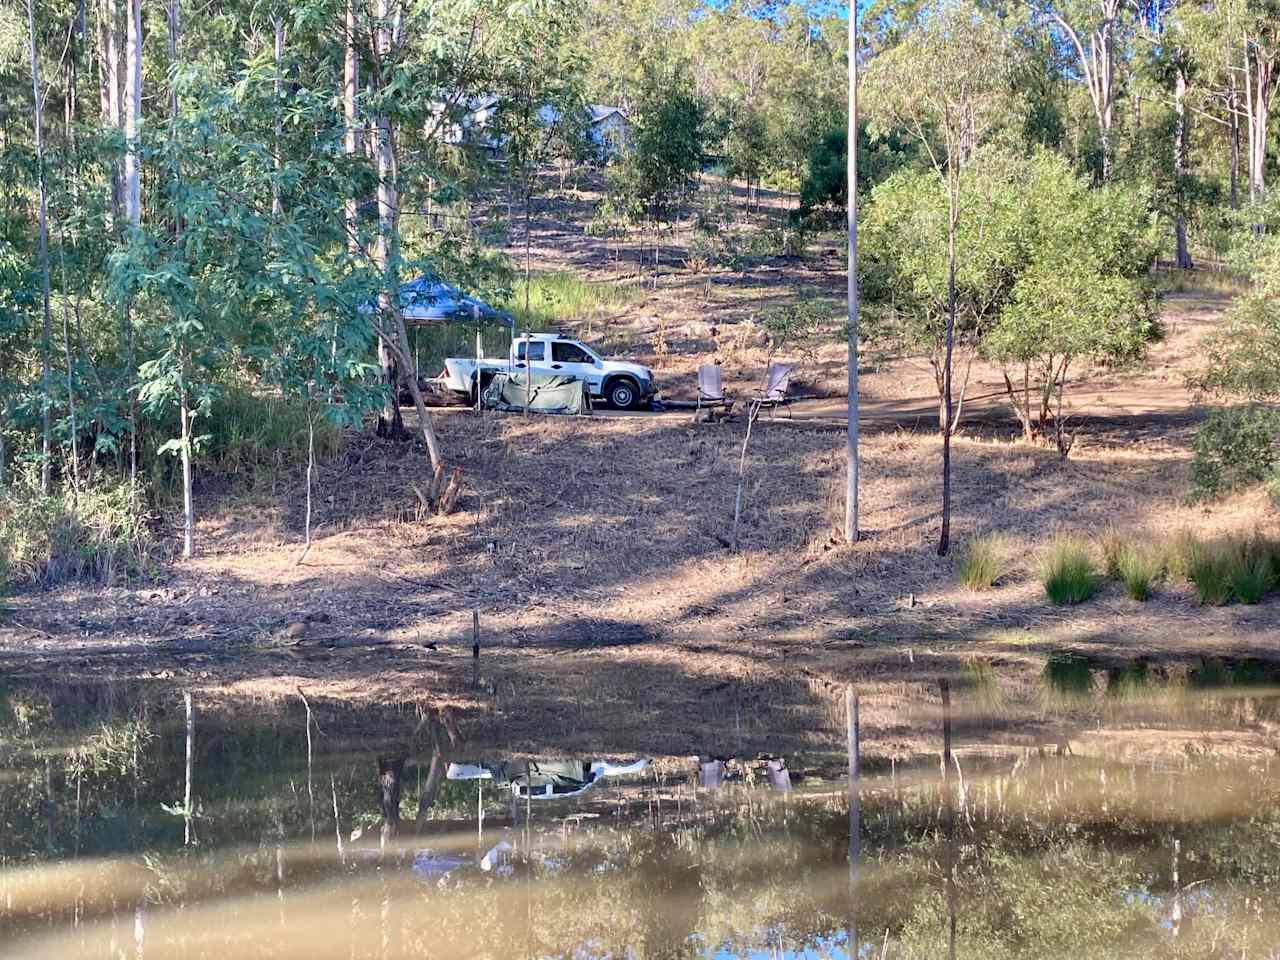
[439,333,656,409]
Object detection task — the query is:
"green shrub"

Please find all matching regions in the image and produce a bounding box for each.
[1116,544,1162,601]
[0,479,154,588]
[957,533,1004,591]
[1190,406,1280,500]
[1040,536,1097,605]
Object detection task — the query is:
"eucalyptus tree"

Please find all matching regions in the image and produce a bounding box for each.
[494,0,586,314]
[864,0,1015,556]
[1027,0,1143,181]
[23,0,53,494]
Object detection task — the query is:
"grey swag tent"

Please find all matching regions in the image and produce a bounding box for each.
[482,371,592,415]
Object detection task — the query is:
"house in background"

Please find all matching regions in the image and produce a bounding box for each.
[585,105,632,159]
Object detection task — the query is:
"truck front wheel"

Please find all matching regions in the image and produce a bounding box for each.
[606,378,641,410]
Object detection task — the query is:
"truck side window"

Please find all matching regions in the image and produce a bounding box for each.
[518,341,545,361]
[552,342,593,364]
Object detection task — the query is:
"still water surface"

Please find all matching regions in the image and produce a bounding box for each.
[2,670,1279,959]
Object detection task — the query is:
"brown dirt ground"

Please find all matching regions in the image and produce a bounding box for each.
[2,186,1277,767]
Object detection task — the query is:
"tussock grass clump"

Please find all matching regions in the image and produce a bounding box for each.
[1165,534,1278,605]
[1040,536,1097,605]
[1230,541,1276,604]
[956,533,1004,591]
[1187,540,1236,606]
[1099,527,1127,581]
[0,479,154,588]
[1163,528,1201,583]
[1115,544,1163,601]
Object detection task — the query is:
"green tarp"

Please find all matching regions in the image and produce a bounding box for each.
[482,371,592,415]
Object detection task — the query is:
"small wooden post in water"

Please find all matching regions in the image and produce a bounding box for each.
[846,685,860,960]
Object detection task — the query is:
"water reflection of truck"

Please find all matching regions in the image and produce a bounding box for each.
[438,333,656,410]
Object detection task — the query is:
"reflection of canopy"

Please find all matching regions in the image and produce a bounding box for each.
[396,275,513,327]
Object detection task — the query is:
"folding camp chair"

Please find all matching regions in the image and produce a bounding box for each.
[753,362,794,418]
[694,363,733,420]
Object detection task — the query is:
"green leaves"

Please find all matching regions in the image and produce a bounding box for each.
[1191,296,1280,403]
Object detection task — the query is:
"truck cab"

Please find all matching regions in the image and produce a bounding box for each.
[513,334,654,409]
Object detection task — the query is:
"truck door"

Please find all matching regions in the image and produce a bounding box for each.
[549,340,602,392]
[514,339,551,380]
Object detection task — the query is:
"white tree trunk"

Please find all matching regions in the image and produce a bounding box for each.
[166,0,178,119]
[1173,66,1192,269]
[371,0,443,469]
[273,17,284,218]
[344,0,359,248]
[123,0,140,224]
[845,1,859,544]
[374,0,399,432]
[1242,40,1275,208]
[122,0,141,483]
[26,0,54,495]
[98,0,122,227]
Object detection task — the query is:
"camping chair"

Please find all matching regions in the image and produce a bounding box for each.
[695,363,733,420]
[752,362,794,419]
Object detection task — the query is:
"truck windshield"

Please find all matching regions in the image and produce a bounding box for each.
[517,341,545,361]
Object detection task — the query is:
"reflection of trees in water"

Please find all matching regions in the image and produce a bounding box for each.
[4,684,1280,958]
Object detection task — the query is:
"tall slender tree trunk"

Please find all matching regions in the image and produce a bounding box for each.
[123,0,141,482]
[938,194,957,557]
[168,0,193,558]
[57,226,82,492]
[27,0,55,495]
[373,0,405,440]
[98,0,122,226]
[272,17,284,218]
[844,3,859,544]
[123,0,140,221]
[1173,65,1192,270]
[1242,41,1274,215]
[343,0,359,248]
[371,0,442,469]
[1229,79,1240,210]
[340,0,358,381]
[166,0,178,118]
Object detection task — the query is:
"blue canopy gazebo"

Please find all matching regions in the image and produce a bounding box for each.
[393,275,514,375]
